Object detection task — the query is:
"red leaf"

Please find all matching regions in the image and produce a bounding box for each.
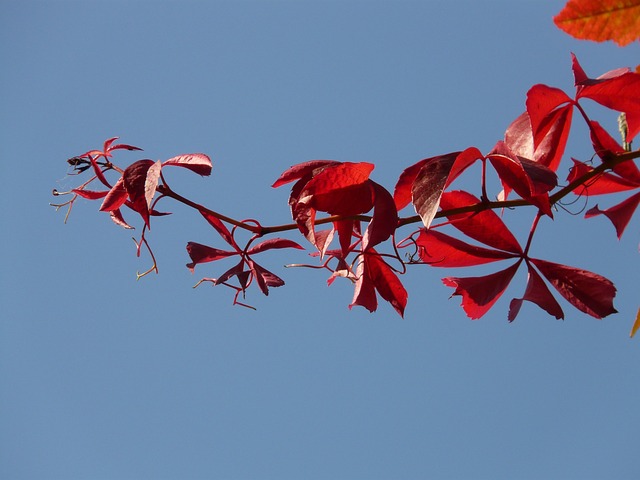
[362,182,398,250]
[73,188,109,200]
[144,160,162,209]
[271,160,340,188]
[198,209,236,248]
[163,153,212,176]
[186,242,237,272]
[248,238,305,255]
[531,105,574,172]
[99,176,128,212]
[568,159,639,195]
[349,250,408,316]
[525,84,573,143]
[443,262,521,319]
[530,258,617,319]
[416,229,518,267]
[554,0,640,46]
[488,142,557,216]
[508,263,564,321]
[109,209,134,229]
[250,260,285,295]
[439,191,523,254]
[589,120,626,160]
[366,250,408,317]
[122,160,155,228]
[299,162,375,215]
[350,257,378,314]
[571,54,640,140]
[395,149,481,226]
[585,190,640,238]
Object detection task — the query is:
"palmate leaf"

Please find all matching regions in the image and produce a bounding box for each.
[554,0,640,47]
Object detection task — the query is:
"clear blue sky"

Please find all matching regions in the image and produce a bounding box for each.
[1,1,639,479]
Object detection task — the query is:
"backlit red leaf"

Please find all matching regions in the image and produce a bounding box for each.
[530,258,617,318]
[299,162,375,215]
[439,191,523,254]
[349,250,408,316]
[443,262,521,319]
[508,263,564,321]
[271,160,339,188]
[585,190,640,238]
[145,160,162,209]
[109,209,134,229]
[163,153,212,176]
[554,0,640,46]
[362,182,398,250]
[100,176,128,212]
[250,260,285,295]
[526,84,573,143]
[568,159,639,195]
[416,229,518,267]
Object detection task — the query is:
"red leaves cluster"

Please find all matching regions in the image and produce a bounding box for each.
[57,53,639,323]
[72,145,212,229]
[272,160,408,316]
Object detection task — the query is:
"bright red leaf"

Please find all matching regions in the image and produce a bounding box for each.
[443,262,521,320]
[585,190,640,238]
[186,242,237,272]
[416,229,518,268]
[438,191,523,254]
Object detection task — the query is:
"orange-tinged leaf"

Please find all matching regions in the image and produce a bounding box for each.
[630,307,640,337]
[554,0,640,46]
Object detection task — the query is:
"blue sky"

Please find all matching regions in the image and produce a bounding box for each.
[1,1,639,479]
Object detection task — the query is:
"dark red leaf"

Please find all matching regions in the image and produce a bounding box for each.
[443,261,521,319]
[248,238,305,255]
[439,191,523,254]
[122,160,155,228]
[214,261,246,286]
[585,190,640,238]
[250,260,285,295]
[416,229,518,267]
[186,242,237,272]
[349,257,378,314]
[530,258,617,319]
[163,153,212,176]
[508,263,564,321]
[198,209,236,248]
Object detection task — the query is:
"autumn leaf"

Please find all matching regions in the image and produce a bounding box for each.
[554,0,640,47]
[163,153,212,176]
[631,307,640,337]
[585,190,640,238]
